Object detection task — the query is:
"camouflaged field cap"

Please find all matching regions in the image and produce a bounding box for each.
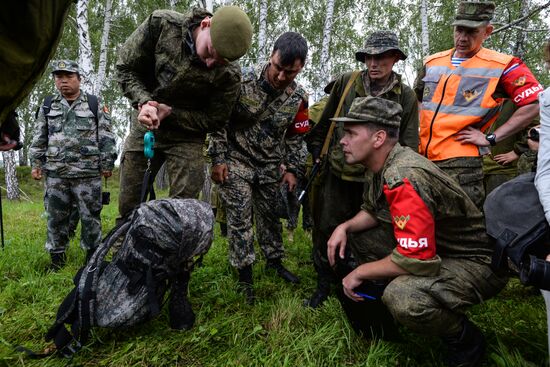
[331,96,402,127]
[452,1,495,28]
[355,30,407,62]
[210,6,252,62]
[51,59,80,74]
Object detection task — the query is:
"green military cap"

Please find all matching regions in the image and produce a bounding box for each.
[452,1,495,28]
[51,59,80,74]
[355,30,407,63]
[210,6,253,62]
[331,96,402,128]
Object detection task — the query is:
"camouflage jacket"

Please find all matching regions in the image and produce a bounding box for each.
[306,70,419,182]
[208,63,308,182]
[116,8,241,144]
[361,143,492,276]
[30,91,117,178]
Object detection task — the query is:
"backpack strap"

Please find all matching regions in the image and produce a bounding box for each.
[86,93,99,123]
[43,219,133,358]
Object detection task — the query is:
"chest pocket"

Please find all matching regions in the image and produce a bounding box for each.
[46,109,64,134]
[421,73,442,103]
[231,83,267,130]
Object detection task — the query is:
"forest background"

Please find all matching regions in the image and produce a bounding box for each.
[0,0,550,366]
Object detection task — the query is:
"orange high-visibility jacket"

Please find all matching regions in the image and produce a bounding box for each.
[419,48,513,161]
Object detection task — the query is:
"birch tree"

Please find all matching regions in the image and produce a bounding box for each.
[317,0,335,99]
[76,0,95,93]
[420,0,430,57]
[2,151,20,200]
[95,0,114,94]
[257,0,269,61]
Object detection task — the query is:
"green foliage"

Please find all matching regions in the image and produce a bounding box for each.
[0,167,548,366]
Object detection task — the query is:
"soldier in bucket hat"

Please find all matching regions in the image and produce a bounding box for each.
[415,1,543,209]
[328,96,507,367]
[304,30,418,308]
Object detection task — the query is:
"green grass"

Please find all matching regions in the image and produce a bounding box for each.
[0,167,547,366]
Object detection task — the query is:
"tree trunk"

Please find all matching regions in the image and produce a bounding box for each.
[258,0,269,61]
[204,0,213,12]
[420,0,430,57]
[95,0,113,94]
[2,151,20,200]
[514,0,531,59]
[318,0,335,99]
[77,0,95,93]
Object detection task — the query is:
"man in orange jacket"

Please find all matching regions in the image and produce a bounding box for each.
[415,1,542,209]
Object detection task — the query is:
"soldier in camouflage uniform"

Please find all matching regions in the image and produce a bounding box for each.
[30,60,117,271]
[328,97,507,367]
[305,31,419,308]
[115,6,252,219]
[209,32,309,302]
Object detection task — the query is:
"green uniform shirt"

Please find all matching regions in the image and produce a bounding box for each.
[306,70,419,182]
[361,144,493,276]
[116,8,242,145]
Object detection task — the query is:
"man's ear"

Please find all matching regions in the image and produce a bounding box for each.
[200,17,211,29]
[373,130,387,149]
[484,24,494,38]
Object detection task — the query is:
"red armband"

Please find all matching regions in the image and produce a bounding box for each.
[383,178,436,260]
[500,58,544,107]
[286,100,309,136]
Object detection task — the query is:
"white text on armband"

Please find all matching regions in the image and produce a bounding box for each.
[398,237,429,249]
[513,84,543,103]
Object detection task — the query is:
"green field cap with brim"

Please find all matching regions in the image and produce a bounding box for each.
[51,59,80,74]
[355,30,407,62]
[331,96,402,127]
[210,6,253,62]
[452,1,495,28]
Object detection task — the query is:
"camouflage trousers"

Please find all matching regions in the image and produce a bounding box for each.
[311,169,364,282]
[220,164,285,269]
[118,139,205,219]
[348,222,507,337]
[44,176,102,253]
[435,157,485,210]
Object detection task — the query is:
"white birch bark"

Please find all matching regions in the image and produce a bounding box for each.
[2,151,20,200]
[420,0,430,57]
[95,0,113,94]
[318,0,335,98]
[77,0,95,93]
[205,0,213,12]
[258,0,269,61]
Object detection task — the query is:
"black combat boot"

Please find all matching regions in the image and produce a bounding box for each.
[266,258,300,284]
[442,318,486,367]
[238,265,254,304]
[46,252,66,272]
[305,275,331,308]
[168,271,195,330]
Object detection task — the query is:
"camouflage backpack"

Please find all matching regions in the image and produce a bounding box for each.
[484,172,550,290]
[44,198,213,357]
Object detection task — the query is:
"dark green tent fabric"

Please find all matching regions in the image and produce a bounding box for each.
[0,0,73,124]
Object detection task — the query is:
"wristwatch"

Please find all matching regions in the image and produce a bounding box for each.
[485,133,497,146]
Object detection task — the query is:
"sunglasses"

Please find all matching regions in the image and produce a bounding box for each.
[528,128,540,142]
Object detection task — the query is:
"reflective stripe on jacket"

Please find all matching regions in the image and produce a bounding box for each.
[419,48,513,161]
